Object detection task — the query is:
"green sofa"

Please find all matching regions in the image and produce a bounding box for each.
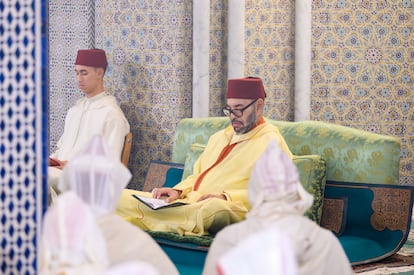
[146,117,408,274]
[172,117,400,185]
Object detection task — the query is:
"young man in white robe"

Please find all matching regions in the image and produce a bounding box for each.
[202,140,353,275]
[48,49,130,199]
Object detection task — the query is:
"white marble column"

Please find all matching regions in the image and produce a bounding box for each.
[294,0,312,121]
[193,0,210,118]
[228,0,245,79]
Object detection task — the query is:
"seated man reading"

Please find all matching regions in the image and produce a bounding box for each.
[116,77,293,236]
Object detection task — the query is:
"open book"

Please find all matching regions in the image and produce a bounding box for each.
[132,194,187,210]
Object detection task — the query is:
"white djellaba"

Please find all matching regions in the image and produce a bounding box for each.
[203,140,353,275]
[40,135,178,275]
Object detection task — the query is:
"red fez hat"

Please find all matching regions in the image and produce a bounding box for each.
[75,49,108,69]
[226,77,266,99]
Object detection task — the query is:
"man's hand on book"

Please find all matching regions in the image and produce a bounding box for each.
[152,187,182,203]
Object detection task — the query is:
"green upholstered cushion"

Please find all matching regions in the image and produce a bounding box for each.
[172,118,230,164]
[181,143,326,224]
[182,143,206,180]
[269,120,401,185]
[293,155,326,224]
[148,231,213,247]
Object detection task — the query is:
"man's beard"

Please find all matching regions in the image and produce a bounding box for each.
[233,112,257,135]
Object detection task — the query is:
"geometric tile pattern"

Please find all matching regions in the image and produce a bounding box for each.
[48,0,95,154]
[209,0,229,116]
[97,0,193,189]
[0,0,47,273]
[245,0,295,122]
[312,0,414,185]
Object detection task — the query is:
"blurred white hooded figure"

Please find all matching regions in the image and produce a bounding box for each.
[216,225,297,275]
[40,191,109,275]
[202,140,353,275]
[40,192,159,275]
[42,135,179,275]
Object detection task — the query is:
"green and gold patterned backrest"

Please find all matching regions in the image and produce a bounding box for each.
[270,120,400,185]
[172,117,230,164]
[172,117,401,185]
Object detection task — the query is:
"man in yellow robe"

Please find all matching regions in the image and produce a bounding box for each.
[116,77,293,236]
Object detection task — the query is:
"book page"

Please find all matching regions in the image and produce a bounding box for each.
[132,194,187,210]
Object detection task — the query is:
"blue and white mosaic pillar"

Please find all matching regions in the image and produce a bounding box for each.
[0,0,47,274]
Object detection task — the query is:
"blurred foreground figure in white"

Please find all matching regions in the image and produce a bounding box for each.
[40,191,109,275]
[203,140,353,275]
[216,226,297,275]
[41,135,178,275]
[40,192,159,275]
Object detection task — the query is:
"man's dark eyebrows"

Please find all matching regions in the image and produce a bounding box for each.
[75,69,88,73]
[226,103,245,108]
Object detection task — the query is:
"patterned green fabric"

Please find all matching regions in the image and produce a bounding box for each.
[182,143,206,180]
[147,230,213,247]
[293,155,327,223]
[172,118,230,164]
[271,120,401,185]
[173,117,400,185]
